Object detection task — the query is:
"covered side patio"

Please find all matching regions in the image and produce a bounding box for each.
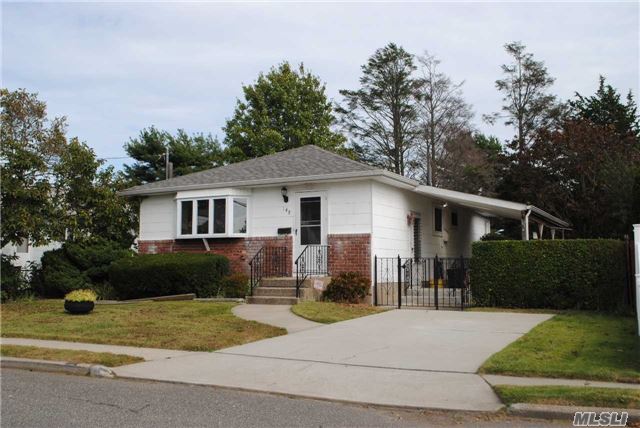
[414,186,571,240]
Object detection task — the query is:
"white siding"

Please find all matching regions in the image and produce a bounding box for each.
[371,181,489,259]
[1,241,62,268]
[326,181,372,235]
[139,194,176,240]
[138,180,373,241]
[250,187,293,237]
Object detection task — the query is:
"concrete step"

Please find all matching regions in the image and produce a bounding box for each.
[246,296,299,305]
[253,287,297,297]
[260,277,297,288]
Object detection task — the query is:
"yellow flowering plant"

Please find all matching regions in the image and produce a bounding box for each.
[64,289,97,303]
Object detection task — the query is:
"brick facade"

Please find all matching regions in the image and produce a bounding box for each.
[138,235,292,276]
[327,233,371,279]
[138,233,370,279]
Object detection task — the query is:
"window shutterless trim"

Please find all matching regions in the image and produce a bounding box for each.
[176,196,248,238]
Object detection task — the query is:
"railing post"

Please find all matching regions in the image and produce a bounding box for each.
[460,254,465,311]
[374,255,378,306]
[295,259,299,298]
[249,260,253,296]
[434,254,439,310]
[397,255,402,309]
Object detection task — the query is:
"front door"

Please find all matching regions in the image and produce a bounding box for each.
[294,192,327,273]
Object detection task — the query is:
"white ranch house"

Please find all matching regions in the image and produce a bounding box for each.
[121,145,568,306]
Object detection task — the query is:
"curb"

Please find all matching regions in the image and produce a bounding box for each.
[1,357,115,378]
[508,403,640,422]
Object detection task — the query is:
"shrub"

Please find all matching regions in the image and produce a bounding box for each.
[218,273,249,298]
[470,240,627,311]
[65,289,97,302]
[1,255,32,301]
[109,253,230,300]
[323,272,369,303]
[35,238,132,298]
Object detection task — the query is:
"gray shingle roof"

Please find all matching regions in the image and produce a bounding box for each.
[120,145,379,196]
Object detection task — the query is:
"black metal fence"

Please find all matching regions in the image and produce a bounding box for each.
[249,246,288,295]
[374,255,471,310]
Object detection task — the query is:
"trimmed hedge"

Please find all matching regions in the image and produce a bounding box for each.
[109,253,230,300]
[470,240,627,311]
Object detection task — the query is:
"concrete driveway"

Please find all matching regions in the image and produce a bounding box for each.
[115,310,552,412]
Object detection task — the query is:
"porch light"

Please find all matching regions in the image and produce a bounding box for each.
[281,187,289,203]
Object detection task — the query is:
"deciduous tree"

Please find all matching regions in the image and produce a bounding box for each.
[224,62,346,159]
[0,88,65,247]
[414,52,474,185]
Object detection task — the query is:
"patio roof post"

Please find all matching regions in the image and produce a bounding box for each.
[551,228,556,240]
[521,210,531,241]
[538,223,544,240]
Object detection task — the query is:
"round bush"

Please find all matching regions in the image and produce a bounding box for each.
[322,272,369,304]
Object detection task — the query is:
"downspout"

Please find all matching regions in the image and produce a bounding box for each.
[522,209,531,241]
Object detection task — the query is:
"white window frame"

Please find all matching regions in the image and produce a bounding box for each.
[176,196,249,238]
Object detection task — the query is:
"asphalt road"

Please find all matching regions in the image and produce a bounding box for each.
[0,369,571,428]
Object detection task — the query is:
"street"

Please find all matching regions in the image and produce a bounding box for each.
[0,369,571,427]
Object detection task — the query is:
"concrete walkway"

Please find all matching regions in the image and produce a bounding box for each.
[484,374,640,390]
[115,310,552,412]
[1,338,192,361]
[232,304,321,333]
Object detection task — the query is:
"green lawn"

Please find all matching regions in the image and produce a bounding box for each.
[468,307,560,314]
[1,344,143,367]
[480,312,640,383]
[291,301,385,324]
[494,385,640,409]
[1,300,286,351]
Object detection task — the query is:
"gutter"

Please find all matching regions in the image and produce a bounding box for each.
[118,169,419,197]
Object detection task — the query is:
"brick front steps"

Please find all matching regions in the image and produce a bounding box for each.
[247,278,299,305]
[247,277,333,305]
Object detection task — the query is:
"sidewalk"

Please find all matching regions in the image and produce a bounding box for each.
[1,338,193,361]
[231,304,321,333]
[483,374,640,390]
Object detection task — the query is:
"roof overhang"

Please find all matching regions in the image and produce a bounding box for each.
[414,185,570,229]
[118,169,418,197]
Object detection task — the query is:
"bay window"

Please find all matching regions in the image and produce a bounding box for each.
[177,196,247,237]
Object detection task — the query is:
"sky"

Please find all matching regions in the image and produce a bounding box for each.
[2,1,639,169]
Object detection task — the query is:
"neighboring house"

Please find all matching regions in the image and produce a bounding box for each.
[1,240,61,269]
[120,145,569,304]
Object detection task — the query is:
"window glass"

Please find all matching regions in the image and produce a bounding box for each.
[434,207,443,232]
[213,198,226,234]
[181,201,193,235]
[300,197,321,245]
[233,198,247,233]
[451,211,458,227]
[197,200,209,234]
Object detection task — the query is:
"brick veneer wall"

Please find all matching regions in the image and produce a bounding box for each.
[138,235,292,276]
[327,233,371,279]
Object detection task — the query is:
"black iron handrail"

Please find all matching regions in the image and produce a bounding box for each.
[249,246,288,296]
[294,245,330,298]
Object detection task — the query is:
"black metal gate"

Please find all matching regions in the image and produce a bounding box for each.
[374,255,471,310]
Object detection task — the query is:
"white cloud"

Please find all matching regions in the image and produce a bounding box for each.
[2,1,638,164]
